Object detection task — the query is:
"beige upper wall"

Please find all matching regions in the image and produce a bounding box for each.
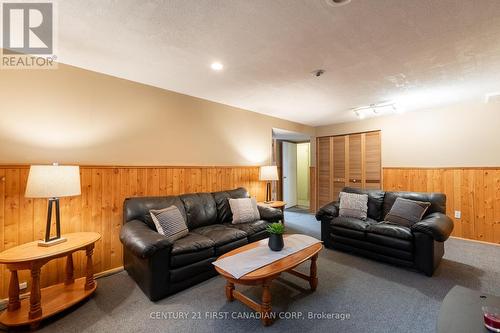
[316,101,500,167]
[0,64,313,166]
[5,62,495,169]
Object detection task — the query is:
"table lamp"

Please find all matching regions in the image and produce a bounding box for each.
[25,164,81,247]
[259,166,279,203]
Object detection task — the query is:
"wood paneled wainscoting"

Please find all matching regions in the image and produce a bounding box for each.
[383,168,500,245]
[0,165,267,299]
[310,166,500,245]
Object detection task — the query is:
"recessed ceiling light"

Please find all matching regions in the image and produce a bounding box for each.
[211,62,224,71]
[325,0,352,7]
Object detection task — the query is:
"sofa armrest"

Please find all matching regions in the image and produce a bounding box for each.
[120,219,173,259]
[315,201,340,222]
[315,201,339,245]
[411,212,454,242]
[258,205,283,222]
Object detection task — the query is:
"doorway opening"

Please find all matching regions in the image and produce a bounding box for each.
[272,128,311,213]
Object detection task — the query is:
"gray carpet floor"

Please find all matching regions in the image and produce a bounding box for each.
[4,211,500,333]
[285,206,311,214]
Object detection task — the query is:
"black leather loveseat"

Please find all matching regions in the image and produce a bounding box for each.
[119,187,282,301]
[315,187,454,276]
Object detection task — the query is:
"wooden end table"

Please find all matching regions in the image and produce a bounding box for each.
[258,201,286,224]
[0,232,101,329]
[214,235,322,326]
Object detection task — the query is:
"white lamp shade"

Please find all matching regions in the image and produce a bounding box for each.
[259,166,279,181]
[25,165,81,198]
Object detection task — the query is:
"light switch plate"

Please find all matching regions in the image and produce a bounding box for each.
[454,211,461,219]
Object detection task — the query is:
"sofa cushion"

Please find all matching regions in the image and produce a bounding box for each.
[365,232,413,252]
[170,232,215,268]
[366,222,413,240]
[180,193,218,229]
[170,257,216,283]
[331,216,378,232]
[191,224,247,246]
[341,187,385,221]
[331,234,414,262]
[170,248,215,268]
[330,226,366,240]
[215,238,248,256]
[224,220,270,236]
[171,232,215,254]
[339,191,368,220]
[248,229,269,243]
[212,188,250,224]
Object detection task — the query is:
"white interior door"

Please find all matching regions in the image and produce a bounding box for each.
[282,142,297,208]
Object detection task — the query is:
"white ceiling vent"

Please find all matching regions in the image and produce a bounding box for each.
[485,92,500,104]
[325,0,352,7]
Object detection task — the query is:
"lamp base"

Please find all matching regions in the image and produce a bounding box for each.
[266,182,272,202]
[38,237,67,247]
[40,198,65,247]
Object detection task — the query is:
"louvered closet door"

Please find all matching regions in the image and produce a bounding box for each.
[364,131,381,189]
[317,137,332,207]
[332,136,346,200]
[348,134,362,188]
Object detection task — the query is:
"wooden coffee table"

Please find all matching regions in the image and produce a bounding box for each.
[214,235,322,326]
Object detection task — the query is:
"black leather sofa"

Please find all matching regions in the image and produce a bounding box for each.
[315,187,454,276]
[119,187,282,301]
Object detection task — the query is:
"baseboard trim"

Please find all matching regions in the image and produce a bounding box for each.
[94,266,124,279]
[297,200,310,207]
[0,266,124,311]
[450,236,500,247]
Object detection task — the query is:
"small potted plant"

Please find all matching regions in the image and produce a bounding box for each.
[266,222,285,251]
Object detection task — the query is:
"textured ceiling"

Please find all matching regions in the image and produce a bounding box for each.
[55,0,500,125]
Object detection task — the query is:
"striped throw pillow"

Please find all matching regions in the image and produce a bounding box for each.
[229,197,260,224]
[150,206,188,242]
[385,198,431,227]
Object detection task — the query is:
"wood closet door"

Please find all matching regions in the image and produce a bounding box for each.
[316,131,381,210]
[332,136,346,200]
[317,137,332,207]
[364,131,381,189]
[348,134,362,188]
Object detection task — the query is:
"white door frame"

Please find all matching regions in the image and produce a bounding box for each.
[282,142,298,208]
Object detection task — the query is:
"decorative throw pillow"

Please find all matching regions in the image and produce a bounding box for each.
[385,197,431,227]
[229,197,260,224]
[149,205,189,242]
[339,192,369,220]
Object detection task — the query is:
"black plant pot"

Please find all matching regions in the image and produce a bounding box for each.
[268,233,284,251]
